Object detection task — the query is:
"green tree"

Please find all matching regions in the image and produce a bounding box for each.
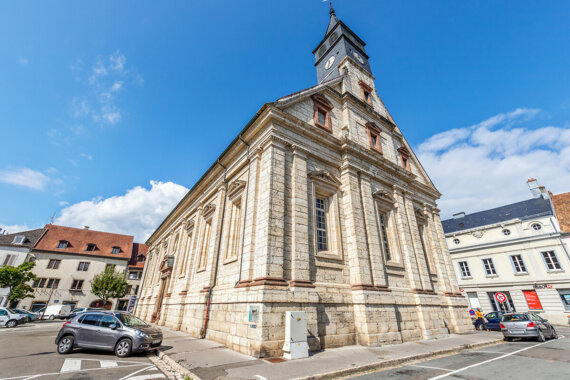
[0,261,37,304]
[90,267,128,306]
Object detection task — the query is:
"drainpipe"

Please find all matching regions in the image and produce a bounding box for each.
[201,160,228,339]
[236,135,251,286]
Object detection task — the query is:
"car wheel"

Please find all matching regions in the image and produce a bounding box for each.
[551,328,558,340]
[6,320,17,328]
[58,335,74,354]
[49,315,55,320]
[537,329,546,342]
[115,339,132,357]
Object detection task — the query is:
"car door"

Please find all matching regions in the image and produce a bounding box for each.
[94,315,122,348]
[484,312,499,330]
[0,309,8,326]
[76,313,103,347]
[531,314,551,335]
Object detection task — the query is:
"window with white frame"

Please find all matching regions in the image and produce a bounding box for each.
[510,255,527,273]
[315,196,328,252]
[2,254,16,266]
[12,235,25,244]
[482,258,497,276]
[458,261,471,278]
[541,251,562,271]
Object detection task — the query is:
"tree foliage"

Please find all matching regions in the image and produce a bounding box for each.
[90,267,128,303]
[0,261,37,302]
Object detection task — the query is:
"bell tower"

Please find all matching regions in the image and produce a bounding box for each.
[313,5,372,83]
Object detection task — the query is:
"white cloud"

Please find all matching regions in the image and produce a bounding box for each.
[0,167,50,191]
[418,108,570,218]
[0,223,33,235]
[19,57,29,66]
[58,201,69,206]
[80,153,93,160]
[109,52,126,72]
[55,181,188,242]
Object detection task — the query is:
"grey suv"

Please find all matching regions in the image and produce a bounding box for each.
[55,311,162,357]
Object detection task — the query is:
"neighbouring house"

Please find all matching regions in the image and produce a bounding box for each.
[18,224,147,312]
[443,179,570,325]
[136,7,472,358]
[125,242,147,312]
[0,228,47,307]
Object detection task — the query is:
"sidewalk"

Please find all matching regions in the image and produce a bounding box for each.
[155,327,503,380]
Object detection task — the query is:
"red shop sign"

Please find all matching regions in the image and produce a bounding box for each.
[523,290,543,310]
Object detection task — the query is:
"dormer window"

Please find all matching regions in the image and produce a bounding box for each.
[111,246,120,254]
[365,122,382,154]
[57,240,69,249]
[86,243,97,252]
[397,146,411,172]
[358,80,373,107]
[312,94,334,133]
[137,254,146,262]
[12,235,25,245]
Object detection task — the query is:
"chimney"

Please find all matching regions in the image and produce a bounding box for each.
[527,178,542,198]
[84,226,90,230]
[453,212,465,219]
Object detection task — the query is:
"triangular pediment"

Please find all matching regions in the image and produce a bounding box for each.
[308,170,341,187]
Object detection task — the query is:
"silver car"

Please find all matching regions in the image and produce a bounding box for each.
[500,312,558,342]
[55,311,162,357]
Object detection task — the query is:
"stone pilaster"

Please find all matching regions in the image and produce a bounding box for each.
[290,145,312,286]
[358,173,387,288]
[252,140,287,284]
[425,209,452,294]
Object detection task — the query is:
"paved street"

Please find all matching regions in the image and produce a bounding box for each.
[0,321,167,380]
[347,327,570,380]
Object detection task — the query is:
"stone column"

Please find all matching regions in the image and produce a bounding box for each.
[206,185,227,288]
[425,208,452,294]
[340,166,373,288]
[289,145,312,287]
[358,173,387,288]
[252,139,287,285]
[402,195,432,292]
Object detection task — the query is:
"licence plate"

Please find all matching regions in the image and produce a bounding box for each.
[509,330,523,334]
[152,339,161,344]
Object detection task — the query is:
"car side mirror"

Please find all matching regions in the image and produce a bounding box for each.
[110,323,117,330]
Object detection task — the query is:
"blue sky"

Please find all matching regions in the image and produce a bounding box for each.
[1,1,569,241]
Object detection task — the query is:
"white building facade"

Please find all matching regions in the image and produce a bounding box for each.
[443,183,570,325]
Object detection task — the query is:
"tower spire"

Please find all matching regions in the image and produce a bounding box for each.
[329,2,335,17]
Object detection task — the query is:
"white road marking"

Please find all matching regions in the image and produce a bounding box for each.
[100,360,119,368]
[254,376,268,380]
[0,363,149,380]
[428,335,566,380]
[60,358,82,373]
[471,350,511,354]
[118,365,157,380]
[410,364,452,371]
[126,375,166,380]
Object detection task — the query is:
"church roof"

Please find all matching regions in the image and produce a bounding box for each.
[442,197,553,234]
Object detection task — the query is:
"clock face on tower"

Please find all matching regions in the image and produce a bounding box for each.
[324,56,336,70]
[353,51,364,64]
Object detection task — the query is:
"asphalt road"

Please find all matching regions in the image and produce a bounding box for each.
[347,326,570,380]
[0,321,167,380]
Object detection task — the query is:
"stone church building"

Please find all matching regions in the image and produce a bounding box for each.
[136,8,472,357]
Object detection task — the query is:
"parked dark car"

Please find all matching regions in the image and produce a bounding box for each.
[68,307,103,320]
[484,311,508,331]
[55,311,162,357]
[501,312,558,342]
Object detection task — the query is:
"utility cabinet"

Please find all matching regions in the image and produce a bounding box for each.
[282,311,309,359]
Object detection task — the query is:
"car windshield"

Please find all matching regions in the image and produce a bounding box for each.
[502,314,529,322]
[117,313,148,327]
[8,309,23,314]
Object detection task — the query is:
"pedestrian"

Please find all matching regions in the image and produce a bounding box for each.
[474,308,485,330]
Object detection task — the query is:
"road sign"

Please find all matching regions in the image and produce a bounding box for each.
[494,292,507,303]
[469,309,475,316]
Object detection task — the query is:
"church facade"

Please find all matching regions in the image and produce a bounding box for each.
[136,8,472,358]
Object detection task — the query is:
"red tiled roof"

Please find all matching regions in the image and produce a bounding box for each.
[33,224,133,260]
[129,242,148,268]
[551,192,570,234]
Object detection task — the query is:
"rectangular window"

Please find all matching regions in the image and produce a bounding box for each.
[2,254,16,266]
[46,278,60,289]
[315,197,328,251]
[198,219,212,270]
[225,197,242,262]
[541,251,562,270]
[70,279,84,290]
[47,259,61,269]
[13,235,25,244]
[558,289,570,311]
[77,262,90,271]
[458,261,471,278]
[111,247,120,254]
[482,258,497,276]
[86,244,96,251]
[38,278,47,288]
[510,255,527,273]
[129,272,138,280]
[57,241,69,249]
[378,213,391,261]
[317,110,326,126]
[105,264,116,272]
